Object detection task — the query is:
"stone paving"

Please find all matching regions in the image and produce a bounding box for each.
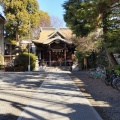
[17,72,103,120]
[0,72,45,120]
[0,71,103,120]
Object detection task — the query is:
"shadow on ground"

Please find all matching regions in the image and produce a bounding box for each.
[69,71,120,120]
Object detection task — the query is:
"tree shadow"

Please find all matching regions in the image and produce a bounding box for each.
[0,73,46,89]
[69,71,120,120]
[0,72,105,120]
[0,113,18,120]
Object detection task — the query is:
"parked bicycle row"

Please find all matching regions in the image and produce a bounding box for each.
[87,67,120,92]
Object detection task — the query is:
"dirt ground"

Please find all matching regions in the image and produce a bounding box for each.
[69,71,120,120]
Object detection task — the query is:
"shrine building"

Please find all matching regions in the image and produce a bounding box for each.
[32,27,76,66]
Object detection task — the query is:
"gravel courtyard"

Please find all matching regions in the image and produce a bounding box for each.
[0,72,46,120]
[70,71,120,120]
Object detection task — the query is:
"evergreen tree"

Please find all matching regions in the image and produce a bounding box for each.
[63,0,120,66]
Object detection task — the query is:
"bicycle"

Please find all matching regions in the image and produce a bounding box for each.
[116,79,120,92]
[87,68,106,81]
[87,69,96,78]
[105,69,117,87]
[110,75,120,89]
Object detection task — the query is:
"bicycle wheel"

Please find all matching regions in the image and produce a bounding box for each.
[87,71,92,78]
[111,78,118,89]
[105,78,110,85]
[87,71,94,78]
[116,80,120,92]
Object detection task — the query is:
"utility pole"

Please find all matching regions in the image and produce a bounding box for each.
[28,21,30,72]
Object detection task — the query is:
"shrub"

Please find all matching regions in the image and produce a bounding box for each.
[14,52,37,71]
[108,64,120,75]
[114,65,120,74]
[5,66,14,71]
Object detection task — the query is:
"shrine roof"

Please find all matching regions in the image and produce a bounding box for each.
[32,27,74,44]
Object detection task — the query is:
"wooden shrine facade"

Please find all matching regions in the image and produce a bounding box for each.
[32,28,75,66]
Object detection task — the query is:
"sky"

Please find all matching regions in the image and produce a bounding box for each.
[0,0,67,27]
[38,0,67,27]
[0,6,4,16]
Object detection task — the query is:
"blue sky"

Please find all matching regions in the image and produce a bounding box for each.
[38,0,66,27]
[0,6,4,16]
[0,0,66,26]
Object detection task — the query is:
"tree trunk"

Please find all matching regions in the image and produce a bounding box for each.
[16,30,19,46]
[102,11,118,67]
[106,51,118,67]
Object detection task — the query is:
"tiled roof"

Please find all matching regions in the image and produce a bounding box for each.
[32,27,73,44]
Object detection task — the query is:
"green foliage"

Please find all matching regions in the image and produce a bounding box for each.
[0,0,50,43]
[63,0,99,37]
[96,50,109,67]
[63,0,120,67]
[75,51,84,62]
[104,29,120,52]
[63,0,119,37]
[103,3,120,53]
[2,0,39,41]
[108,64,120,74]
[115,69,120,74]
[114,65,120,70]
[14,52,37,71]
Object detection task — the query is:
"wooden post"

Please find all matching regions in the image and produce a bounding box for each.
[64,50,66,66]
[49,51,51,66]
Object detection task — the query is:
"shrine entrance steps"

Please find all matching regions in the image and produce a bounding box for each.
[45,66,71,72]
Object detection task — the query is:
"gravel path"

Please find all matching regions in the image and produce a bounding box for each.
[69,71,120,120]
[0,72,46,120]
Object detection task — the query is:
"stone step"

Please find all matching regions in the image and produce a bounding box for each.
[45,66,70,72]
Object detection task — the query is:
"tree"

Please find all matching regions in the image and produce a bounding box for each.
[98,1,120,66]
[63,0,120,66]
[14,52,37,71]
[63,0,99,37]
[32,10,51,39]
[74,29,103,55]
[50,15,64,28]
[39,10,50,27]
[0,0,40,44]
[103,3,120,53]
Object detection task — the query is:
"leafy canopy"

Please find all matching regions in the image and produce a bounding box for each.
[63,0,120,52]
[63,0,120,66]
[0,0,50,42]
[63,0,99,37]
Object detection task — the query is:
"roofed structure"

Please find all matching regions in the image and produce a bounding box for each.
[32,27,75,67]
[33,27,73,44]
